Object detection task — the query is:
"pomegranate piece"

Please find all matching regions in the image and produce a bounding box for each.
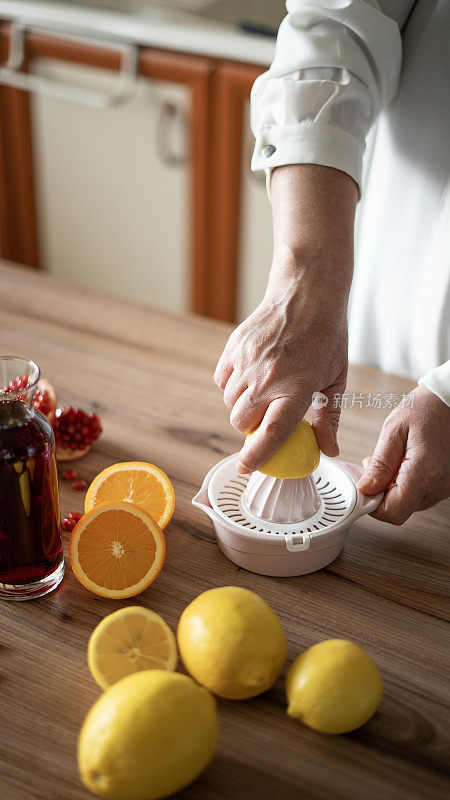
[33,389,52,415]
[54,407,102,461]
[72,479,88,491]
[62,469,77,482]
[33,378,57,424]
[62,511,83,532]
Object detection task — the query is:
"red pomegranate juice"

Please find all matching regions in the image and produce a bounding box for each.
[0,400,63,586]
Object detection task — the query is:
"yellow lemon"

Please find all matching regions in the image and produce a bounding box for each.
[78,670,218,800]
[177,586,286,700]
[286,639,383,734]
[88,607,178,690]
[245,419,320,479]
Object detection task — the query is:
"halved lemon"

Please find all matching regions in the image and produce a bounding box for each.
[88,606,177,690]
[69,501,165,599]
[245,420,320,479]
[85,462,175,530]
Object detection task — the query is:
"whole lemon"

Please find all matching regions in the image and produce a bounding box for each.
[245,419,320,479]
[177,586,286,700]
[286,639,383,734]
[78,670,218,800]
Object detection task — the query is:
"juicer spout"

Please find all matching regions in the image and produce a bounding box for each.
[192,460,221,523]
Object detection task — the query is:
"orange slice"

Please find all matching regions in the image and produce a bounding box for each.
[69,502,165,599]
[88,606,177,690]
[85,462,175,530]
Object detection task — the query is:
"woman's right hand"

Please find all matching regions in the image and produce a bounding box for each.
[214,163,358,474]
[215,260,349,474]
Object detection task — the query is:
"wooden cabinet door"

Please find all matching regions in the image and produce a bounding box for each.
[206,61,266,323]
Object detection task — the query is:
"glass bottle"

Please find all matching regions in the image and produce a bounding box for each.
[0,356,64,599]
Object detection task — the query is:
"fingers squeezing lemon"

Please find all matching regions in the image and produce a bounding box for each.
[245,420,320,479]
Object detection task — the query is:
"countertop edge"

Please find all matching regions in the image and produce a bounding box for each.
[0,0,276,66]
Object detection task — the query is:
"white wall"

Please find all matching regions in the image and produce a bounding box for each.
[237,101,273,321]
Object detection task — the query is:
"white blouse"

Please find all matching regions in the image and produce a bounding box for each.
[251,0,450,407]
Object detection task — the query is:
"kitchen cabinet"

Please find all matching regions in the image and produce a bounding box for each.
[33,60,189,312]
[0,20,267,322]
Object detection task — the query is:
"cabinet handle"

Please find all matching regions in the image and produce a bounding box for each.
[0,23,138,108]
[155,101,188,167]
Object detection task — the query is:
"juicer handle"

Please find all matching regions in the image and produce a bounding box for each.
[341,461,384,519]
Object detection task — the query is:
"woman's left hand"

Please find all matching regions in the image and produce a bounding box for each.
[356,384,450,524]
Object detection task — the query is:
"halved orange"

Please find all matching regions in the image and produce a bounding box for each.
[85,462,175,530]
[88,606,177,690]
[69,501,165,599]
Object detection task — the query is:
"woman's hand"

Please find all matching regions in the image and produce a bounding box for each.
[357,385,450,524]
[215,274,348,473]
[214,163,358,474]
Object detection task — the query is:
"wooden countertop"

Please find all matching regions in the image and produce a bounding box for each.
[0,262,449,800]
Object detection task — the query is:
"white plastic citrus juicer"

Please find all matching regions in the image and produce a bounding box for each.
[193,426,383,577]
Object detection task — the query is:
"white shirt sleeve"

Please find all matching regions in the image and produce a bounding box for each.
[251,0,402,190]
[419,361,450,409]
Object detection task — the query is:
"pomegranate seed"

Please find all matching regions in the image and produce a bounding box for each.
[72,479,87,491]
[62,469,77,482]
[4,375,29,394]
[62,512,83,532]
[2,375,39,403]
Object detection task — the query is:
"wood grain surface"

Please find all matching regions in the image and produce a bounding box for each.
[0,262,449,800]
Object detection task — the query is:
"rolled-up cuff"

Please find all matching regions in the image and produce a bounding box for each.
[418,361,450,408]
[251,122,363,197]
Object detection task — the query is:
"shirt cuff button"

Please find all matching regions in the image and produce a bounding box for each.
[262,144,276,158]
